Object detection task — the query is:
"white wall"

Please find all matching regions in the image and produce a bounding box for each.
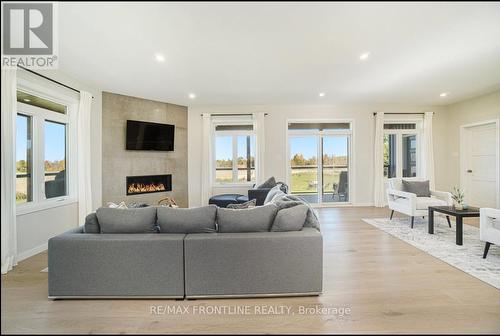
[16,203,78,261]
[188,104,448,207]
[16,69,102,261]
[441,90,500,193]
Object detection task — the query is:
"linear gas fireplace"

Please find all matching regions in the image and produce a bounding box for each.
[126,174,172,196]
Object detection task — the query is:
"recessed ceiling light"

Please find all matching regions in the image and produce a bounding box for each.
[318,92,325,97]
[154,53,165,62]
[359,52,371,60]
[188,93,196,99]
[23,98,31,102]
[439,92,449,97]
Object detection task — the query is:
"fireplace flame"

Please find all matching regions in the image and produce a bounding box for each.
[128,183,166,194]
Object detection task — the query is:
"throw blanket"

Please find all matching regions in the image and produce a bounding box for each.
[271,194,320,230]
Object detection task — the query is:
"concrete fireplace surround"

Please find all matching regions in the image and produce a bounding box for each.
[102,92,188,207]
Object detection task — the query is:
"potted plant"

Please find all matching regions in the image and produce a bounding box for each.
[451,187,465,210]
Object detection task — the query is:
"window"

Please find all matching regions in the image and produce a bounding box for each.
[237,135,255,182]
[402,134,417,177]
[383,134,396,178]
[214,121,256,184]
[215,136,233,183]
[383,122,421,179]
[15,89,74,210]
[44,121,67,198]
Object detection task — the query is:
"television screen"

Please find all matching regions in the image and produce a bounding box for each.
[126,120,175,151]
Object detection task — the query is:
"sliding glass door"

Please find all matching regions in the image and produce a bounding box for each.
[288,122,351,205]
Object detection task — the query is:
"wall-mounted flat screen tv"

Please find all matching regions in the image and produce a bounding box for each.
[126,120,175,151]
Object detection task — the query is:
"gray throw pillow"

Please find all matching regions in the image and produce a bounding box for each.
[256,176,277,189]
[83,212,100,233]
[272,194,320,230]
[264,185,282,204]
[96,207,157,233]
[217,204,278,233]
[402,180,431,197]
[227,199,257,209]
[271,205,309,232]
[157,205,217,233]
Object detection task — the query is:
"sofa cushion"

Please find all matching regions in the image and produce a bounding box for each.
[96,207,157,233]
[84,213,100,233]
[271,205,309,232]
[402,180,431,197]
[256,176,277,189]
[264,185,283,204]
[217,204,278,233]
[415,197,447,210]
[157,205,217,233]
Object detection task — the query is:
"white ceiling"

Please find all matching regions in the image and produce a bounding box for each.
[58,2,500,106]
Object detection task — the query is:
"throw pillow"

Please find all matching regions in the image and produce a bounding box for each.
[83,212,100,233]
[271,204,309,232]
[157,205,217,233]
[106,201,128,209]
[256,176,277,189]
[272,194,320,230]
[264,185,282,204]
[402,180,431,197]
[227,199,257,209]
[96,207,157,233]
[217,203,278,233]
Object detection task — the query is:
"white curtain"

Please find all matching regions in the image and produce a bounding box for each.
[200,114,213,205]
[422,111,435,190]
[373,112,385,207]
[254,113,266,185]
[77,91,93,225]
[1,69,18,274]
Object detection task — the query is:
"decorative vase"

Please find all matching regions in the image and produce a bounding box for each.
[455,203,464,210]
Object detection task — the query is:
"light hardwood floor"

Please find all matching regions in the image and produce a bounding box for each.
[2,207,500,334]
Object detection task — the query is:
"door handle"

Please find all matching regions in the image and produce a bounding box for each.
[467,169,472,173]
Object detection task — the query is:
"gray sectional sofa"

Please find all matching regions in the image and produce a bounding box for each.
[48,195,323,299]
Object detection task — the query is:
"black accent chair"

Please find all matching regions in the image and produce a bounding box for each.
[45,170,66,198]
[332,171,348,202]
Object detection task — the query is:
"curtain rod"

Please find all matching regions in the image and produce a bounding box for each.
[18,66,94,99]
[201,113,269,117]
[372,112,429,116]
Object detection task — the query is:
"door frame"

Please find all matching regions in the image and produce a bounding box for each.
[459,119,500,208]
[285,118,355,207]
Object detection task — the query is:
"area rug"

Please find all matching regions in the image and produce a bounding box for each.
[362,217,500,289]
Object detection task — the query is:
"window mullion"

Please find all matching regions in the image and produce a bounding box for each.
[32,115,45,203]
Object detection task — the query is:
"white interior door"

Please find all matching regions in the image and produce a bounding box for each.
[463,122,498,208]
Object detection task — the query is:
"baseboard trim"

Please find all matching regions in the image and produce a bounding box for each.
[17,242,48,262]
[185,292,322,299]
[48,295,184,300]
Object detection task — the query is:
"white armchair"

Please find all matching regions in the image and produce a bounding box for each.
[480,208,500,258]
[386,178,453,228]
